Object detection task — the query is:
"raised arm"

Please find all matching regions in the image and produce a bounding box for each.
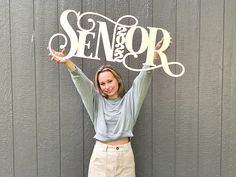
[49,49,97,122]
[128,37,171,121]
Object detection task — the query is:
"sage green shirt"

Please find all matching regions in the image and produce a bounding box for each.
[70,65,153,141]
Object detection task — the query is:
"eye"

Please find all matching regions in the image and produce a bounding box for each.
[108,80,112,83]
[100,82,105,86]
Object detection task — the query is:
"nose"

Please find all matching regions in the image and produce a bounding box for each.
[104,84,109,90]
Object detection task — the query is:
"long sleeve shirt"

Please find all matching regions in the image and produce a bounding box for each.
[70,65,153,141]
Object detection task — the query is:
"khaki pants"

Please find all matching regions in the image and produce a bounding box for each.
[88,141,136,177]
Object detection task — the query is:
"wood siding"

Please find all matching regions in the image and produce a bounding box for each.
[0,0,236,177]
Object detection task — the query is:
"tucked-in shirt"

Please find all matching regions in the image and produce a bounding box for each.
[70,65,153,141]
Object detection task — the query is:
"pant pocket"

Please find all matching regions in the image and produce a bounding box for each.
[88,149,107,177]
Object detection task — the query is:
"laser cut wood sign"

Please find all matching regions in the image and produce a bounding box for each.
[48,10,185,77]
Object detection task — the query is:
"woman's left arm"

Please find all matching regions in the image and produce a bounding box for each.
[128,38,171,120]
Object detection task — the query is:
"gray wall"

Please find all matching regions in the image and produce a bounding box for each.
[0,0,236,177]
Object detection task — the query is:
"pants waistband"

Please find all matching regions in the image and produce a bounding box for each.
[95,141,131,152]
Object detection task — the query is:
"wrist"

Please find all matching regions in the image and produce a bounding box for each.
[65,60,76,72]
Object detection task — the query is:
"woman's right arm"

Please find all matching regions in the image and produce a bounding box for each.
[64,59,76,72]
[69,64,98,122]
[49,50,97,122]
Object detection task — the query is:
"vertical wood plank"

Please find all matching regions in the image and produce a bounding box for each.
[129,0,153,176]
[57,1,84,177]
[199,0,224,176]
[2,1,236,177]
[222,0,236,177]
[10,0,37,177]
[34,1,61,177]
[82,1,106,176]
[152,0,176,177]
[105,0,129,90]
[0,0,13,177]
[175,1,199,177]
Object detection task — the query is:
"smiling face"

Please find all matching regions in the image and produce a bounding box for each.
[98,71,119,99]
[95,65,125,99]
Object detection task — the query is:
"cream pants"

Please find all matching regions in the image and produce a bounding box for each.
[88,141,136,177]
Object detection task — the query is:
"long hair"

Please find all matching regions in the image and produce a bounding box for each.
[95,65,126,98]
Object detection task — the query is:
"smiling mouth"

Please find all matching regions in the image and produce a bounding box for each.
[105,90,112,94]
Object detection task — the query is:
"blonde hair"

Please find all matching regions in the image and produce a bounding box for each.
[95,65,126,98]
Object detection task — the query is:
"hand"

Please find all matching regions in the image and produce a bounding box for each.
[48,48,77,72]
[153,37,172,64]
[48,48,67,64]
[155,37,172,50]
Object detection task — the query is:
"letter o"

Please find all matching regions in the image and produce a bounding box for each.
[125,26,148,57]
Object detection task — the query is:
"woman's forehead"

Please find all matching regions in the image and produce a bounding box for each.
[98,71,115,81]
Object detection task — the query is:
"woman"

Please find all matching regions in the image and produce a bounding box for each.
[49,38,168,177]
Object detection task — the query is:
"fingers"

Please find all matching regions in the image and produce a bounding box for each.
[48,49,65,56]
[48,48,65,63]
[155,38,164,50]
[61,48,65,54]
[155,36,173,50]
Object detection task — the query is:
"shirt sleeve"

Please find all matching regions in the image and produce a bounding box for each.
[127,65,153,122]
[70,66,97,123]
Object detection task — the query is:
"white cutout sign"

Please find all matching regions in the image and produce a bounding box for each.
[48,10,185,77]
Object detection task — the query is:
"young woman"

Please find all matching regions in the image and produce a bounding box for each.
[49,38,169,177]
